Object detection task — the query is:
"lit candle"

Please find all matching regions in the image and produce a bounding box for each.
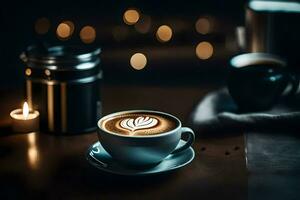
[10,102,40,133]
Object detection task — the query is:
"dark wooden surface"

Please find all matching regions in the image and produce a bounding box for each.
[0,85,247,199]
[247,132,300,200]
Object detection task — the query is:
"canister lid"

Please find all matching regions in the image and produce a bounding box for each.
[21,45,102,81]
[21,45,101,68]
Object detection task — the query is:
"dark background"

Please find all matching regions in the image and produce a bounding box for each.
[0,0,246,88]
[0,1,299,199]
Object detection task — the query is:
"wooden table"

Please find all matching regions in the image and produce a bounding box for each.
[0,84,246,199]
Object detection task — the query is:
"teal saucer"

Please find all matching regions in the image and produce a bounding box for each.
[86,140,195,176]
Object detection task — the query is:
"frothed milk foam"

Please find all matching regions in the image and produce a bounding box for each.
[100,112,178,136]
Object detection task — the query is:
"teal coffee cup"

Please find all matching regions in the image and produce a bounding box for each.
[97,110,195,167]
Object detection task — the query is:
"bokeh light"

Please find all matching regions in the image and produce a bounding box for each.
[130,53,147,70]
[63,20,75,35]
[80,26,96,44]
[123,9,140,25]
[56,22,72,39]
[25,68,32,76]
[35,17,50,34]
[156,25,173,42]
[134,15,151,34]
[196,41,214,59]
[195,17,210,34]
[44,69,51,76]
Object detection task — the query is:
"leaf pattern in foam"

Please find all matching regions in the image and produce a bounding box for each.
[120,116,158,132]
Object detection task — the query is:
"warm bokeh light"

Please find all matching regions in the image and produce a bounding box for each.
[56,22,72,39]
[25,68,32,76]
[123,9,140,25]
[196,41,214,59]
[134,15,151,34]
[156,25,173,42]
[195,17,210,34]
[130,53,147,70]
[35,17,50,34]
[80,26,96,44]
[63,20,75,35]
[44,69,51,76]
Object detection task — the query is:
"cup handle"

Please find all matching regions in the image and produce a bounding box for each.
[171,127,195,154]
[286,73,299,97]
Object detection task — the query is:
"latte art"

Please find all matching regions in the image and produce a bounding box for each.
[100,112,178,136]
[120,116,158,132]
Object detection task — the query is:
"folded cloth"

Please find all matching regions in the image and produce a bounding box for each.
[189,88,300,136]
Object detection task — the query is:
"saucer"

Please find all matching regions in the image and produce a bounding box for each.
[86,140,195,176]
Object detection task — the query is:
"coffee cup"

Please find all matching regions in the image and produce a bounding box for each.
[228,53,299,111]
[97,110,195,167]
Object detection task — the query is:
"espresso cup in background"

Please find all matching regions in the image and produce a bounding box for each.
[97,110,195,167]
[228,53,299,111]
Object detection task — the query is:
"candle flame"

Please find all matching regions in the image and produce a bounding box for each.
[23,102,29,119]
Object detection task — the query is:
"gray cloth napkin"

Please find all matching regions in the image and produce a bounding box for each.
[189,88,300,136]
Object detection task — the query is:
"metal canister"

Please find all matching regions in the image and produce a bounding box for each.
[21,45,102,134]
